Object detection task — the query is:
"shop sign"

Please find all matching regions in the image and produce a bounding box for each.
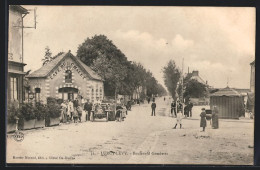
[49,61,87,80]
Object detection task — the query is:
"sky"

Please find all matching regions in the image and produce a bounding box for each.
[21,6,255,89]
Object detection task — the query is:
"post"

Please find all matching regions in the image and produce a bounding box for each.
[182,58,184,114]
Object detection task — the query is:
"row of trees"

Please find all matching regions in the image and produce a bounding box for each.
[73,35,167,98]
[163,60,208,102]
[76,35,166,98]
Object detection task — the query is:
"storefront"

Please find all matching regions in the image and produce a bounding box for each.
[27,51,104,103]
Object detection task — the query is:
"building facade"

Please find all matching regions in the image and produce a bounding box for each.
[8,5,29,104]
[27,52,104,103]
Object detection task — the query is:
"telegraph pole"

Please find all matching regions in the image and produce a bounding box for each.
[13,7,37,102]
[182,58,184,114]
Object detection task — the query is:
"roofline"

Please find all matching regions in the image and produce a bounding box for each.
[9,5,29,14]
[27,52,103,81]
[8,60,27,66]
[250,60,255,66]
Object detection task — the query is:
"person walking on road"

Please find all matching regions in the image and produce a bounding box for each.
[171,100,177,117]
[151,99,156,116]
[212,106,219,129]
[148,97,150,104]
[188,101,193,117]
[177,100,183,113]
[173,110,184,129]
[84,99,93,121]
[200,108,207,132]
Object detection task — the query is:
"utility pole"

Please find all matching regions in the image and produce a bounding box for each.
[13,7,37,102]
[182,58,184,115]
[14,8,37,63]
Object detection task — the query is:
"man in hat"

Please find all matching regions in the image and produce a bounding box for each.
[188,100,193,117]
[84,98,93,121]
[151,99,156,116]
[171,100,177,117]
[200,108,207,132]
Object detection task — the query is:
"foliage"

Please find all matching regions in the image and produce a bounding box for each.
[177,73,208,100]
[19,103,35,121]
[7,103,20,124]
[41,46,64,66]
[163,60,181,99]
[77,35,167,98]
[46,97,61,118]
[34,102,47,120]
[42,46,53,66]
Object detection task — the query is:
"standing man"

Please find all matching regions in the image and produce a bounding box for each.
[188,101,193,117]
[148,97,150,104]
[151,99,156,116]
[177,100,183,113]
[171,100,177,117]
[84,99,93,121]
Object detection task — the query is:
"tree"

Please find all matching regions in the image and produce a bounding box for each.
[163,60,181,99]
[42,46,52,66]
[91,56,127,96]
[77,35,127,66]
[184,79,208,99]
[77,34,167,98]
[177,73,208,102]
[77,35,130,97]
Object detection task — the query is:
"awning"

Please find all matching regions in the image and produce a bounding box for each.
[8,69,27,75]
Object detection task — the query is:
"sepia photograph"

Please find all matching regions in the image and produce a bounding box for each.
[6,5,255,165]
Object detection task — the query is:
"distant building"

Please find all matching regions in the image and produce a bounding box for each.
[189,71,207,85]
[27,52,104,103]
[8,5,29,104]
[250,60,255,92]
[210,87,245,119]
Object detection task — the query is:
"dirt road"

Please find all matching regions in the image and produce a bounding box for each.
[6,97,254,165]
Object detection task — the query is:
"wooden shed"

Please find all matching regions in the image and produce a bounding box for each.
[210,87,245,119]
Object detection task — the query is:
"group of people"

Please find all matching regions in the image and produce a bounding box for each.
[60,98,93,123]
[170,100,193,118]
[172,106,219,132]
[199,106,219,131]
[60,97,131,123]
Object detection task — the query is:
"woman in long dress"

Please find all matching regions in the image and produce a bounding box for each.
[212,106,219,129]
[200,108,207,132]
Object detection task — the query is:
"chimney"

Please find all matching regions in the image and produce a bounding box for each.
[192,71,199,76]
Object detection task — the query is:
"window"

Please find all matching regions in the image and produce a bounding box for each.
[65,70,72,83]
[10,77,18,100]
[35,88,41,102]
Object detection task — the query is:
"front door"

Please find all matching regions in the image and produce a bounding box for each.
[58,87,78,100]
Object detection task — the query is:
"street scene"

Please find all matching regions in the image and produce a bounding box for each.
[7,97,254,164]
[7,6,255,165]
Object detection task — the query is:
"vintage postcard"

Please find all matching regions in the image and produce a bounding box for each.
[6,5,255,165]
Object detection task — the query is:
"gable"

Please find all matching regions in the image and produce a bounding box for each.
[27,52,102,81]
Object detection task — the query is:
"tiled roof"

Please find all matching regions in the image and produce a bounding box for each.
[10,5,29,14]
[27,52,102,81]
[210,87,241,97]
[250,60,255,66]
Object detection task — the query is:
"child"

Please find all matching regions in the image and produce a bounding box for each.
[73,109,78,123]
[173,111,184,129]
